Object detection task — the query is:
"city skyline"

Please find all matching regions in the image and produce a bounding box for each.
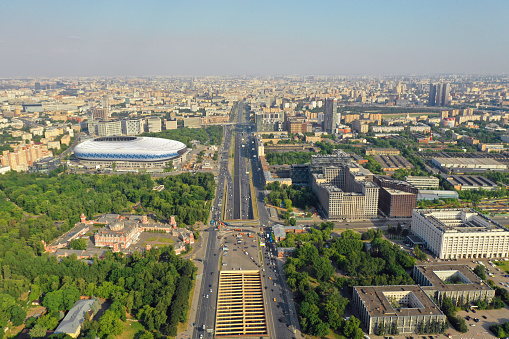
[1,0,508,77]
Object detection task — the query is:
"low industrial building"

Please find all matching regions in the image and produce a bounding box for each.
[28,157,61,174]
[365,148,401,156]
[404,176,440,190]
[411,209,509,259]
[443,175,498,191]
[431,157,507,172]
[373,155,413,172]
[413,264,495,306]
[417,190,459,201]
[353,285,446,335]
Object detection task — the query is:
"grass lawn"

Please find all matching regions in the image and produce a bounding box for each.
[115,318,147,339]
[494,260,509,272]
[145,237,175,243]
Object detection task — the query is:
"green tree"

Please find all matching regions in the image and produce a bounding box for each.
[343,316,363,339]
[9,305,26,326]
[474,265,487,280]
[29,324,47,338]
[69,238,87,250]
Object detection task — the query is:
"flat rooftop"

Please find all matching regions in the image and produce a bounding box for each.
[415,208,508,234]
[354,285,443,318]
[215,270,268,337]
[446,175,498,188]
[384,188,415,196]
[416,264,493,292]
[373,155,413,169]
[433,157,506,167]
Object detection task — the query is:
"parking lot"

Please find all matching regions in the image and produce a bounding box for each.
[219,231,261,271]
[447,306,506,339]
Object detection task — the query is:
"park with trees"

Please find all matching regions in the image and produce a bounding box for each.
[265,151,314,165]
[142,126,223,148]
[0,170,213,338]
[264,181,316,211]
[282,227,419,337]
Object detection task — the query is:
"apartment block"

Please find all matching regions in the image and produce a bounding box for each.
[97,120,122,137]
[311,152,379,220]
[183,116,201,129]
[122,119,144,135]
[0,143,53,171]
[370,126,404,133]
[352,120,369,133]
[146,117,162,132]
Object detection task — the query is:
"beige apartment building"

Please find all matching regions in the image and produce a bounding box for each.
[0,143,53,171]
[411,209,509,259]
[312,158,379,220]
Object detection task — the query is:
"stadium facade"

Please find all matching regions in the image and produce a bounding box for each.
[74,136,187,171]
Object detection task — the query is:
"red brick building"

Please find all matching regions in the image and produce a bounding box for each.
[373,177,418,218]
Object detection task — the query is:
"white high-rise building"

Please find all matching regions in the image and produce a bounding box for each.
[411,209,509,259]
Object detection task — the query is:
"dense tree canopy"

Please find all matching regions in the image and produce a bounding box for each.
[0,171,215,229]
[0,171,206,337]
[142,126,223,147]
[283,228,418,337]
[265,151,314,165]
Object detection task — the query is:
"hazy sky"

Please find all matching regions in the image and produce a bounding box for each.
[1,0,508,77]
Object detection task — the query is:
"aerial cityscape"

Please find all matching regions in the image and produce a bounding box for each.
[1,1,509,339]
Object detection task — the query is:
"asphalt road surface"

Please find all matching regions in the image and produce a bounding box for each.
[192,227,222,339]
[192,108,236,339]
[232,101,253,220]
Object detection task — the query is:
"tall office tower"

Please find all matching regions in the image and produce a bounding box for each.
[323,97,339,134]
[34,82,41,91]
[428,84,437,106]
[429,83,451,106]
[441,83,451,106]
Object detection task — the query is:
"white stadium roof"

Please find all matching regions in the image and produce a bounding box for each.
[74,136,187,162]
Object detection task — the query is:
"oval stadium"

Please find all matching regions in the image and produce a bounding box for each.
[74,136,187,162]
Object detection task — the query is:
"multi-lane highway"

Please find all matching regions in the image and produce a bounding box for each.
[261,235,300,339]
[192,106,236,339]
[232,101,253,220]
[193,101,300,339]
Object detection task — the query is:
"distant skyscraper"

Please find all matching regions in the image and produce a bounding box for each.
[441,83,451,106]
[429,83,451,106]
[323,97,339,134]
